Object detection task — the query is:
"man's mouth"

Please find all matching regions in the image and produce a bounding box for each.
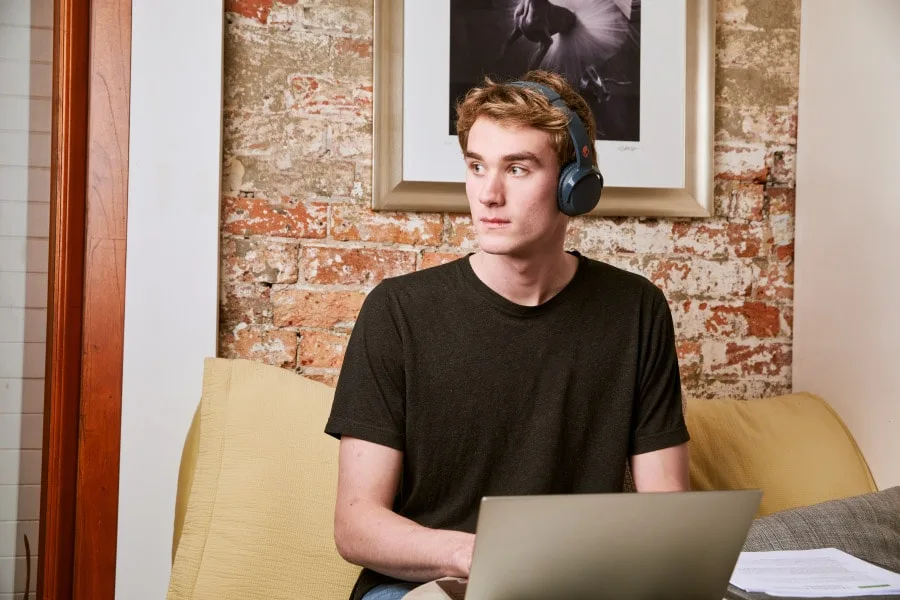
[481,218,510,225]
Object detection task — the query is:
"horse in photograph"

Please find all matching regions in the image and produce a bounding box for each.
[500,0,636,83]
[499,0,577,70]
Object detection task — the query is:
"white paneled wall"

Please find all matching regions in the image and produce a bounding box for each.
[0,0,52,597]
[793,0,900,489]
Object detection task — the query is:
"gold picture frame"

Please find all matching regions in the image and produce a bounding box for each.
[373,0,714,218]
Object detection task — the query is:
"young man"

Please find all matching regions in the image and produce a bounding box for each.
[324,70,690,600]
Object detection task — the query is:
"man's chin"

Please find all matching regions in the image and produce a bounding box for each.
[477,241,533,258]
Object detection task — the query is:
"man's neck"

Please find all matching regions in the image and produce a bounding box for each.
[469,249,579,307]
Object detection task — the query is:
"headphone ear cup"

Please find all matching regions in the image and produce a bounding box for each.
[558,163,603,217]
[557,162,581,216]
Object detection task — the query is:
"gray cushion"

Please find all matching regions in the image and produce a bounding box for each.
[743,486,900,573]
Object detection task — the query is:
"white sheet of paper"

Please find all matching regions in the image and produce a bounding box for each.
[730,548,900,597]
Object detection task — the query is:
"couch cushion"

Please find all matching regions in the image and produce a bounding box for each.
[167,358,361,600]
[743,487,900,573]
[686,393,877,516]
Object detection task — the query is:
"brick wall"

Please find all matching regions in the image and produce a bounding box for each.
[219,0,799,400]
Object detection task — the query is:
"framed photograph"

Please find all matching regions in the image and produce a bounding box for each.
[373,0,714,217]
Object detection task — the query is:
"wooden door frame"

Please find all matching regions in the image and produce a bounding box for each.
[39,0,131,598]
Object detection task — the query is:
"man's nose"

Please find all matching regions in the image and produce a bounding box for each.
[479,172,504,206]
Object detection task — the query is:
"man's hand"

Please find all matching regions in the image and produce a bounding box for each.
[449,533,475,579]
[630,442,689,492]
[334,436,476,582]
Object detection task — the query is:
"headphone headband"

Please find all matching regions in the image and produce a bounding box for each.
[507,81,594,172]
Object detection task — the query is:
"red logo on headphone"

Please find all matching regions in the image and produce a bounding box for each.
[581,145,590,158]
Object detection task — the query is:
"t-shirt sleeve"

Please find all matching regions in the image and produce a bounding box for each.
[324,281,406,451]
[630,285,690,456]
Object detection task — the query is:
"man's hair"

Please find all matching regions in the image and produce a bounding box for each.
[455,70,598,169]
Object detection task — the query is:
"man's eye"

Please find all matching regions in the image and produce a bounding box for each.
[470,163,484,173]
[510,165,527,176]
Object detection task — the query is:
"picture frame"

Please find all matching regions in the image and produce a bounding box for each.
[373,0,715,218]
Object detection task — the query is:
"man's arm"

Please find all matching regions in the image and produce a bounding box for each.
[333,436,475,582]
[630,442,689,492]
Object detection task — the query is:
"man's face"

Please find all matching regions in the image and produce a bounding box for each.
[464,117,567,258]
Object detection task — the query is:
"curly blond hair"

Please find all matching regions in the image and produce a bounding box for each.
[455,70,597,169]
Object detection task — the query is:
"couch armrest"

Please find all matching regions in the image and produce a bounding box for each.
[686,392,877,516]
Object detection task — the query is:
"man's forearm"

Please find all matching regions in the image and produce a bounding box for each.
[335,500,474,582]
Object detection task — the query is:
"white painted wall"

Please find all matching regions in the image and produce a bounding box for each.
[115,0,223,598]
[793,0,900,490]
[0,0,52,597]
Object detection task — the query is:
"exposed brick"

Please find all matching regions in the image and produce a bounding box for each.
[569,218,675,255]
[219,325,297,368]
[272,289,365,328]
[647,257,757,299]
[420,251,467,270]
[766,187,795,216]
[716,28,799,73]
[770,213,794,255]
[704,340,792,378]
[781,305,794,336]
[225,0,298,24]
[224,26,335,112]
[223,196,328,238]
[714,145,767,182]
[673,300,785,339]
[715,104,797,145]
[332,204,443,245]
[717,67,798,111]
[767,147,796,187]
[221,236,299,284]
[677,340,703,384]
[301,246,417,286]
[328,120,373,159]
[226,154,358,200]
[672,221,771,258]
[708,302,782,337]
[600,254,644,277]
[772,242,793,262]
[220,282,273,326]
[286,75,372,121]
[629,219,677,254]
[222,156,248,196]
[717,0,800,31]
[353,162,372,202]
[755,258,793,301]
[269,1,373,36]
[222,110,279,151]
[334,37,371,59]
[714,180,766,221]
[685,378,792,401]
[445,214,478,249]
[298,329,348,369]
[565,217,632,255]
[331,36,373,80]
[300,369,340,388]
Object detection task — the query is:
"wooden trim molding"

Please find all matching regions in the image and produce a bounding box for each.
[73,0,132,596]
[38,0,90,596]
[39,0,131,597]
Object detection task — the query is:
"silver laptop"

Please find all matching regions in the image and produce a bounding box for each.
[437,489,761,600]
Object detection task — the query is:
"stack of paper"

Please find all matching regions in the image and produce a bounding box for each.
[729,548,900,597]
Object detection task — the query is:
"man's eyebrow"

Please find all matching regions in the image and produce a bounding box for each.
[464,150,543,165]
[502,151,542,165]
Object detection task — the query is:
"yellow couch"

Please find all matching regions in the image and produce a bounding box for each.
[166,358,877,600]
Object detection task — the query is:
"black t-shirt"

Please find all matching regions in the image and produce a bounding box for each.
[324,251,690,599]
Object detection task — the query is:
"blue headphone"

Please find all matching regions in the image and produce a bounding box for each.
[509,81,604,216]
